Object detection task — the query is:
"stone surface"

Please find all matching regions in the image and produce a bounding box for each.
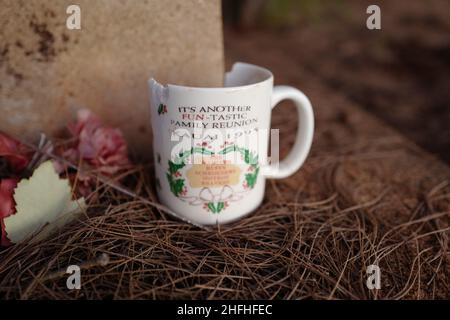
[0,0,224,155]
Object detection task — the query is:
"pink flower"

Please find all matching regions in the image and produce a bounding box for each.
[53,109,131,197]
[0,132,30,173]
[0,132,31,246]
[66,109,130,175]
[0,179,18,246]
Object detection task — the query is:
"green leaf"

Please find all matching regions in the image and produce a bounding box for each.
[166,173,185,196]
[192,147,214,155]
[218,145,236,155]
[168,160,185,175]
[217,202,225,213]
[207,202,216,213]
[250,153,259,167]
[245,167,260,189]
[172,179,184,196]
[244,149,250,164]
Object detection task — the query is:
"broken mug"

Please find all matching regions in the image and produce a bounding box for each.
[149,62,314,225]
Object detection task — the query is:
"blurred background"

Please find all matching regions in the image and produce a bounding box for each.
[222,0,450,163]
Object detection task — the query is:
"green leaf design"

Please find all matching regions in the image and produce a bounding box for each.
[244,149,250,164]
[218,145,237,155]
[207,202,216,213]
[249,153,259,167]
[166,173,185,196]
[166,144,260,214]
[217,202,225,213]
[158,104,164,115]
[245,167,259,189]
[218,145,258,165]
[168,160,185,175]
[192,147,215,155]
[173,147,215,165]
[207,202,225,214]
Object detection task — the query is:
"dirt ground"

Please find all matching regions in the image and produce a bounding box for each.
[224,0,450,162]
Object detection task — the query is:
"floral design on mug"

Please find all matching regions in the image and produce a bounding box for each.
[165,144,260,214]
[166,146,214,197]
[200,187,231,214]
[218,144,259,190]
[157,103,167,115]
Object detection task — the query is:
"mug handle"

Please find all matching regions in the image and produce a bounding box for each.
[263,85,314,179]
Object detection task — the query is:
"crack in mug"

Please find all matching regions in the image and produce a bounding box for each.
[149,62,314,225]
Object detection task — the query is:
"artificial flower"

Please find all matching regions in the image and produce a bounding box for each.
[54,109,131,197]
[0,179,18,246]
[66,109,130,175]
[0,132,30,173]
[0,132,31,246]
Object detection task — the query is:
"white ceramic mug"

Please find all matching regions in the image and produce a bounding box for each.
[149,62,314,225]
